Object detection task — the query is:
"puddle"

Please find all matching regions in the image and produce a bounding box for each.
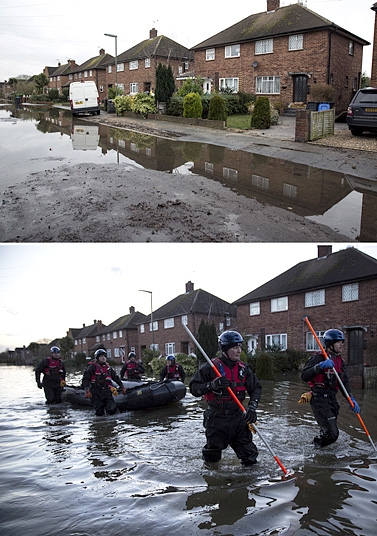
[1,104,376,241]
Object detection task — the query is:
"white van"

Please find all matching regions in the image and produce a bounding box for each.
[71,125,100,151]
[69,81,100,116]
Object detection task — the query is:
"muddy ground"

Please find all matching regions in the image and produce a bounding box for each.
[1,112,376,243]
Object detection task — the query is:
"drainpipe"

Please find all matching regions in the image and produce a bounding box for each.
[327,27,337,84]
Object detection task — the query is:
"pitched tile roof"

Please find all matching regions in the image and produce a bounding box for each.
[71,53,114,74]
[138,288,236,322]
[97,311,147,335]
[75,322,105,339]
[192,4,369,49]
[234,247,377,304]
[114,35,193,64]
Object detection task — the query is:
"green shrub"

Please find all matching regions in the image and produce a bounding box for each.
[250,96,271,129]
[183,92,202,118]
[255,353,275,380]
[201,95,211,119]
[177,77,204,97]
[131,93,157,117]
[208,94,227,121]
[223,92,255,115]
[166,94,184,116]
[114,95,133,115]
[47,88,59,101]
[309,83,335,102]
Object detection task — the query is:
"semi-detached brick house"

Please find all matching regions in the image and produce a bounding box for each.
[136,281,237,358]
[103,28,193,99]
[191,0,369,113]
[45,59,77,94]
[234,246,377,389]
[95,307,147,364]
[72,319,105,357]
[67,49,114,101]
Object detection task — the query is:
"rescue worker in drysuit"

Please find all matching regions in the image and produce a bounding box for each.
[160,355,186,382]
[35,346,66,404]
[189,331,262,466]
[301,329,360,448]
[120,352,145,380]
[82,349,126,416]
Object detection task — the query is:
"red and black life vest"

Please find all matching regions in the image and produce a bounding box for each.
[164,364,182,380]
[124,361,141,379]
[43,356,64,377]
[308,353,344,390]
[90,362,112,386]
[204,358,247,403]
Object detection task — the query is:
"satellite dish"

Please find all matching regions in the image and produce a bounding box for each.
[252,61,258,68]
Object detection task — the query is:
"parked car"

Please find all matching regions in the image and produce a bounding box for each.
[346,87,377,136]
[69,81,100,116]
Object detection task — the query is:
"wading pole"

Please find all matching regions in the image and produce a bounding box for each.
[183,323,290,475]
[304,316,376,451]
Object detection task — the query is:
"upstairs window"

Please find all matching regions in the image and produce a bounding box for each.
[129,60,138,70]
[271,296,288,312]
[349,40,354,56]
[206,48,215,61]
[164,318,174,329]
[342,283,359,302]
[250,302,260,316]
[289,34,303,51]
[225,44,240,58]
[255,39,273,55]
[116,63,124,72]
[305,289,325,307]
[145,58,150,68]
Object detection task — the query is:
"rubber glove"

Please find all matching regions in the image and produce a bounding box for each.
[243,401,258,423]
[318,359,334,370]
[110,386,118,396]
[209,376,230,391]
[349,395,360,413]
[37,381,43,389]
[60,380,66,388]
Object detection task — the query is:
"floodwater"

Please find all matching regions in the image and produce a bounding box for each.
[0,104,376,241]
[1,365,376,536]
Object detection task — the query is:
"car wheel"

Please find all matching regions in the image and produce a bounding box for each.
[350,129,363,136]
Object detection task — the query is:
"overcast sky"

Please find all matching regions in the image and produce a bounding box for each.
[0,0,374,82]
[1,242,377,352]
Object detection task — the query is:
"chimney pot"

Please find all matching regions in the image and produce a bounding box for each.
[130,306,135,313]
[186,281,194,293]
[317,245,332,258]
[267,0,280,12]
[150,28,157,39]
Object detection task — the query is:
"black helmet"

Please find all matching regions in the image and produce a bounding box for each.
[94,349,107,359]
[323,329,345,347]
[166,354,175,362]
[128,352,136,358]
[219,331,243,351]
[50,346,60,354]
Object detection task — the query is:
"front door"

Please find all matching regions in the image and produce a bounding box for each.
[293,75,308,103]
[348,328,364,365]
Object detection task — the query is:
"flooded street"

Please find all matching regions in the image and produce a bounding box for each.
[1,104,377,241]
[1,366,377,536]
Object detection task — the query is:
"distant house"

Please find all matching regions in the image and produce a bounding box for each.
[234,245,377,389]
[68,48,114,100]
[72,320,106,357]
[191,0,369,112]
[136,281,237,357]
[104,28,193,99]
[95,306,147,363]
[45,59,78,94]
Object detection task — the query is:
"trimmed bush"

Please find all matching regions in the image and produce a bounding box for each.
[255,353,275,380]
[208,94,227,121]
[250,96,271,129]
[131,93,157,117]
[114,95,133,115]
[183,92,202,118]
[166,94,184,116]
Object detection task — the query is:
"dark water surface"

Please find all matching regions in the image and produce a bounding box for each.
[1,105,376,241]
[1,366,376,535]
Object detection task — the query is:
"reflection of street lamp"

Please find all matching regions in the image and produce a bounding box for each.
[139,290,154,347]
[104,33,118,95]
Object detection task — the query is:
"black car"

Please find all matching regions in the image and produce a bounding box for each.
[346,87,377,136]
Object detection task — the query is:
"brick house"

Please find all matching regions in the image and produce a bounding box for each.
[136,281,237,357]
[68,49,114,102]
[234,245,377,389]
[72,319,105,357]
[191,0,369,113]
[45,59,78,94]
[103,28,193,99]
[95,306,147,363]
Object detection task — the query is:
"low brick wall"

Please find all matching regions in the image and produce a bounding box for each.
[119,111,225,130]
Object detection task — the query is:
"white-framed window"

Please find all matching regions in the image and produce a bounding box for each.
[306,330,326,351]
[252,174,269,190]
[283,183,297,198]
[150,320,158,332]
[74,339,78,345]
[181,315,188,325]
[107,349,112,359]
[206,48,215,61]
[223,167,238,180]
[117,63,125,72]
[83,338,86,344]
[271,296,288,312]
[129,60,138,70]
[57,75,61,81]
[255,38,273,55]
[108,65,112,73]
[165,342,176,355]
[342,283,359,302]
[68,74,73,81]
[145,58,150,68]
[349,40,354,56]
[256,76,280,94]
[130,83,138,94]
[89,70,92,76]
[96,335,100,343]
[266,333,287,350]
[219,77,239,93]
[140,324,145,333]
[119,330,122,338]
[102,334,106,341]
[178,66,183,75]
[114,348,120,358]
[113,331,117,339]
[78,73,82,79]
[305,289,325,307]
[219,322,224,332]
[151,343,159,352]
[225,44,240,58]
[106,333,110,340]
[164,318,174,329]
[289,34,303,51]
[205,162,214,174]
[84,71,88,77]
[250,302,260,316]
[99,85,104,92]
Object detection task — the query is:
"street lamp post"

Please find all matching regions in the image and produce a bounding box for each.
[139,290,154,348]
[104,33,118,95]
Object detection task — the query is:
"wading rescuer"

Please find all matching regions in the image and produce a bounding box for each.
[35,346,66,404]
[120,352,145,380]
[301,329,360,448]
[160,355,186,382]
[189,331,262,466]
[82,349,126,416]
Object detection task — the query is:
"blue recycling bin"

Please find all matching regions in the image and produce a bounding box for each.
[318,103,330,111]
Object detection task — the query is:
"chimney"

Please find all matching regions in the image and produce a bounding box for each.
[150,28,158,39]
[99,48,105,56]
[317,245,332,258]
[129,306,135,314]
[186,281,194,293]
[267,0,280,12]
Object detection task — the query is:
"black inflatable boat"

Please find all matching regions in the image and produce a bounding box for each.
[61,379,186,411]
